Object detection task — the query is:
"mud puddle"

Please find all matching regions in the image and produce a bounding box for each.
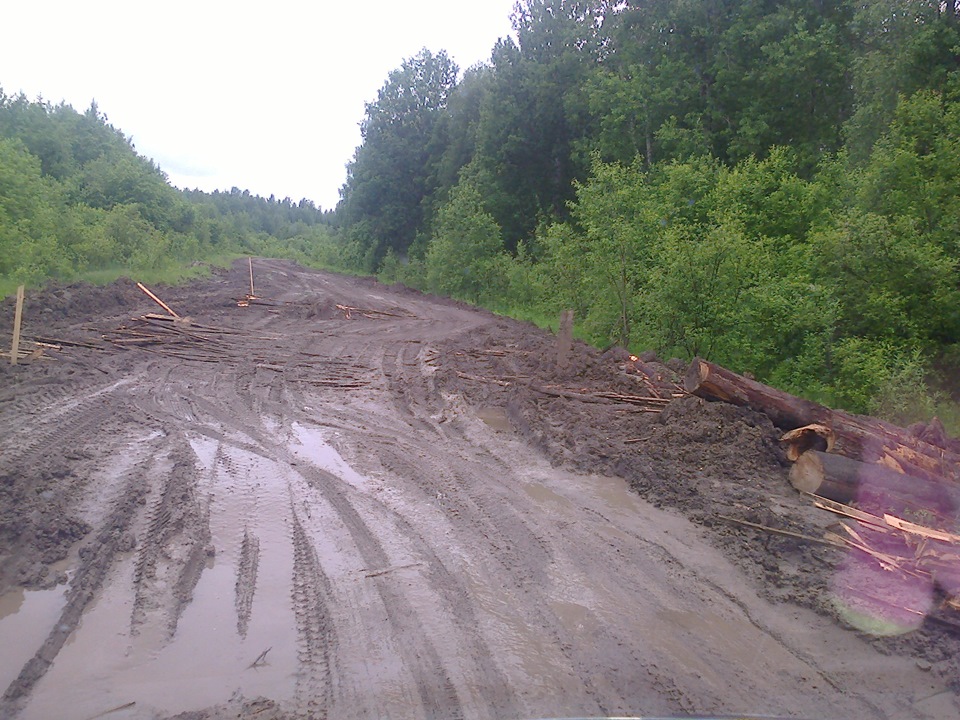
[17,433,306,719]
[0,586,67,692]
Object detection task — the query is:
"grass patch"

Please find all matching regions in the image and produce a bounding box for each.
[0,253,245,300]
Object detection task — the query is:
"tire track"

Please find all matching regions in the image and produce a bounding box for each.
[3,259,944,720]
[291,461,466,720]
[290,511,336,719]
[0,449,157,717]
[235,527,260,638]
[131,445,212,639]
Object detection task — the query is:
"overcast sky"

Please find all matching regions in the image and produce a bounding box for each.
[1,0,517,211]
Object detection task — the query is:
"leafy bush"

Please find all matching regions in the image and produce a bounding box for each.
[425,180,506,303]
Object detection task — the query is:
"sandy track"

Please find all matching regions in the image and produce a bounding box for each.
[0,259,956,719]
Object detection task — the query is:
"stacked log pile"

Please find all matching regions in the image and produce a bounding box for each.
[686,357,960,628]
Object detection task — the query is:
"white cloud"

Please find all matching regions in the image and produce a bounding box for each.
[1,0,516,210]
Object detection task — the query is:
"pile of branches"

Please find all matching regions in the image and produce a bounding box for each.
[335,304,414,320]
[531,383,681,413]
[102,313,241,363]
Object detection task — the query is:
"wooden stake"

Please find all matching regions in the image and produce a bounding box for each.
[11,284,24,365]
[248,257,255,297]
[556,309,573,370]
[136,282,180,318]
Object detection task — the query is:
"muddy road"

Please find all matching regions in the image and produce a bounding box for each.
[0,259,957,719]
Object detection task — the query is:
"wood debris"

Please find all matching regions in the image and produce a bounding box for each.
[136,282,180,318]
[685,357,960,625]
[532,384,679,412]
[335,304,413,320]
[247,646,272,669]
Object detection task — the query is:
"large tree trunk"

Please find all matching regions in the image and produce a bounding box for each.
[684,358,823,429]
[791,450,960,517]
[685,358,960,485]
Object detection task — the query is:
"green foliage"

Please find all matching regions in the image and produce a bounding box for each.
[338,48,460,266]
[0,91,350,290]
[844,0,960,162]
[424,179,505,303]
[7,0,960,424]
[830,338,936,419]
[812,209,959,344]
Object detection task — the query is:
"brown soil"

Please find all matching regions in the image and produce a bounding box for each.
[0,259,957,719]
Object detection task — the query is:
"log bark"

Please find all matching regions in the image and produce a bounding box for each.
[684,358,823,429]
[686,358,960,486]
[790,450,959,513]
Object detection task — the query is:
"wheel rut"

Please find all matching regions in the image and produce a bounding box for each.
[0,259,950,720]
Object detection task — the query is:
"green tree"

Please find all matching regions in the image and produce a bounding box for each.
[845,0,960,162]
[425,178,505,302]
[469,1,607,249]
[338,48,459,268]
[0,136,72,281]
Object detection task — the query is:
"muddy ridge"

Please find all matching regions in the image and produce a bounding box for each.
[0,259,957,720]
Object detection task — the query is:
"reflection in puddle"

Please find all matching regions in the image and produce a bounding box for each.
[476,407,511,432]
[291,422,370,491]
[0,586,67,692]
[20,437,301,720]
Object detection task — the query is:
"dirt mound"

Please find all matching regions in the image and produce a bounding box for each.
[0,278,144,332]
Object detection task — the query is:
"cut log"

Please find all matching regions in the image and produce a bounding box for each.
[686,358,960,486]
[791,450,959,516]
[685,358,825,429]
[781,424,835,461]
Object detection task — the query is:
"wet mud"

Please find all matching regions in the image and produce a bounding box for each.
[0,259,957,719]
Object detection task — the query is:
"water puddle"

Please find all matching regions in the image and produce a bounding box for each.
[523,482,573,510]
[0,586,67,693]
[290,422,370,492]
[20,438,301,719]
[476,406,511,432]
[548,600,596,635]
[591,474,640,514]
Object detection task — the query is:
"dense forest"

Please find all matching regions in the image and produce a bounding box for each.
[2,0,960,421]
[341,0,960,420]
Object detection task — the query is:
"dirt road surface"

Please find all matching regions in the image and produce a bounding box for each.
[1,259,957,719]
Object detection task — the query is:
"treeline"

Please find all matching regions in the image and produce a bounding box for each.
[3,1,960,420]
[339,0,960,419]
[0,90,341,284]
